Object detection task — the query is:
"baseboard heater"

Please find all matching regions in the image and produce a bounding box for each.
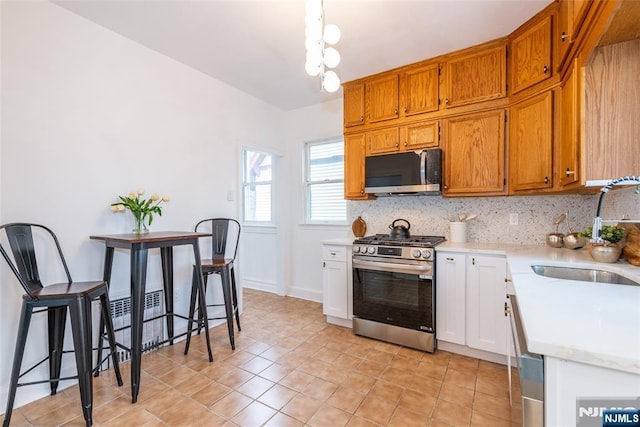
[99,290,164,371]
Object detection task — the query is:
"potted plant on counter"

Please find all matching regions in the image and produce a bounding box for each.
[579,225,626,263]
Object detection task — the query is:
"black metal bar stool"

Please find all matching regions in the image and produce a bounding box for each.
[185,218,241,352]
[0,223,122,427]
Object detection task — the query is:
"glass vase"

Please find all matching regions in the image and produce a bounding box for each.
[133,215,149,234]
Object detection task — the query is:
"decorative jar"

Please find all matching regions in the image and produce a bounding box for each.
[587,242,622,263]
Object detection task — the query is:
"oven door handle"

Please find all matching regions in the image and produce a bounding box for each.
[353,258,432,277]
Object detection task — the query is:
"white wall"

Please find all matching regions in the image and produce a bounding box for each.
[284,98,350,301]
[0,1,285,409]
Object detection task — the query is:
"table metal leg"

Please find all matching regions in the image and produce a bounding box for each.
[94,247,115,378]
[130,248,148,403]
[192,243,213,362]
[160,247,174,345]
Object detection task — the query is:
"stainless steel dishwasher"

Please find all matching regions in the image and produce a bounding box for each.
[508,293,544,426]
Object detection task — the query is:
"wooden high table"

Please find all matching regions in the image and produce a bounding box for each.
[90,231,213,403]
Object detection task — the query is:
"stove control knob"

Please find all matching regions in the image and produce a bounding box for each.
[412,249,421,258]
[367,246,376,254]
[353,246,360,253]
[422,250,432,259]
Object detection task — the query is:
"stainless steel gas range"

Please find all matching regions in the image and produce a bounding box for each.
[352,234,445,353]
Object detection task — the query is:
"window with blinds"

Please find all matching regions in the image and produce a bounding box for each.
[305,139,347,223]
[243,149,273,223]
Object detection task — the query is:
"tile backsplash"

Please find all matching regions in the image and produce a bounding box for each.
[349,193,600,245]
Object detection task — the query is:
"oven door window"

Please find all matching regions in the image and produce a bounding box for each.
[353,268,433,332]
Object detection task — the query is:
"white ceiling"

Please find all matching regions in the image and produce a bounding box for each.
[53,0,550,111]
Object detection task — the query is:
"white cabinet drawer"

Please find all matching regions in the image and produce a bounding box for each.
[322,245,347,262]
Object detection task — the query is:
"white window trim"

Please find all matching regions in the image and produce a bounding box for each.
[303,136,349,226]
[242,148,275,227]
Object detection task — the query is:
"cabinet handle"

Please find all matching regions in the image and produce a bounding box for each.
[323,262,326,268]
[443,184,448,190]
[543,65,549,74]
[360,115,364,123]
[565,168,576,176]
[504,278,512,283]
[403,106,407,113]
[472,257,476,265]
[404,141,408,147]
[330,251,337,256]
[394,108,398,115]
[444,98,450,105]
[446,257,454,261]
[561,32,570,41]
[504,302,510,317]
[395,142,399,148]
[544,176,549,184]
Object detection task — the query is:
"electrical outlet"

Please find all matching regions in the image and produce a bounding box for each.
[509,213,519,226]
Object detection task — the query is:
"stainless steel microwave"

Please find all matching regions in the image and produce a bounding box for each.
[364,148,442,196]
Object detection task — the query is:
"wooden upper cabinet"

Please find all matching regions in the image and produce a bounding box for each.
[343,83,365,128]
[400,120,439,151]
[442,110,506,196]
[344,133,369,199]
[443,42,507,108]
[367,127,400,155]
[367,74,399,123]
[583,39,640,185]
[400,63,439,117]
[558,0,593,65]
[509,91,554,193]
[558,57,581,188]
[510,14,553,94]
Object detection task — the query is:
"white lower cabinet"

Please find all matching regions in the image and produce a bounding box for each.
[435,253,467,344]
[436,250,509,359]
[321,243,353,327]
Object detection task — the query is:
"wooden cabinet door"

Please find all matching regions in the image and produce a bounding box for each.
[367,74,399,123]
[343,83,365,128]
[557,0,593,73]
[584,40,640,184]
[400,120,439,150]
[436,253,467,345]
[466,255,508,355]
[344,133,368,199]
[510,14,553,94]
[509,91,554,192]
[559,58,581,187]
[400,63,439,116]
[367,127,400,155]
[443,110,506,196]
[443,43,507,108]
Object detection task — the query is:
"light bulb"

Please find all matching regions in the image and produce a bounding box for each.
[305,61,321,77]
[323,47,340,69]
[305,37,321,52]
[323,24,341,45]
[322,70,341,93]
[305,22,322,42]
[306,49,323,67]
[306,0,323,17]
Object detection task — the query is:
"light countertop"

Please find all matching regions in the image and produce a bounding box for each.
[321,237,354,246]
[437,242,640,375]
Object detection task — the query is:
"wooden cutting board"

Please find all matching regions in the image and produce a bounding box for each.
[352,216,367,237]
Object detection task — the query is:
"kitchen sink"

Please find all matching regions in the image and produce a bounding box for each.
[531,265,640,286]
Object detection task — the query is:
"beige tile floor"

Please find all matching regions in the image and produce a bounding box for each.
[5,289,522,426]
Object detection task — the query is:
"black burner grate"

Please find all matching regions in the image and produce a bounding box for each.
[354,234,445,247]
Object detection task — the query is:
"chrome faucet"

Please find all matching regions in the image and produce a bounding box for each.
[592,175,640,243]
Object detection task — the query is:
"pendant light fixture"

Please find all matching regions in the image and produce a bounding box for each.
[305,0,341,93]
